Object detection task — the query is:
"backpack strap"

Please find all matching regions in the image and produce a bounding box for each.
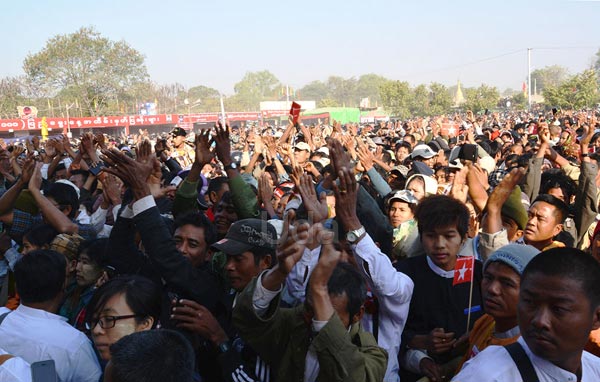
[0,311,10,326]
[504,342,540,382]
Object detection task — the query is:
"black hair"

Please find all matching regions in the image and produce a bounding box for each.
[79,238,109,267]
[173,211,217,247]
[478,141,492,156]
[522,247,600,308]
[206,177,229,203]
[326,262,367,321]
[415,195,470,238]
[108,329,194,382]
[85,275,162,330]
[23,224,59,248]
[531,194,569,224]
[539,169,577,205]
[14,249,66,304]
[44,182,79,219]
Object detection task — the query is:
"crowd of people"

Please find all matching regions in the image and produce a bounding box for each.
[0,108,599,381]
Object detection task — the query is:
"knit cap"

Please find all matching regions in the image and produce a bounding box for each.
[484,243,540,276]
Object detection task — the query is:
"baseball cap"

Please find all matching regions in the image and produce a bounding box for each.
[170,127,187,137]
[390,165,409,178]
[211,219,277,255]
[294,142,311,152]
[388,190,418,206]
[411,144,437,159]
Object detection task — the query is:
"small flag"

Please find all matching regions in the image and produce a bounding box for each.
[453,256,474,286]
[290,102,301,125]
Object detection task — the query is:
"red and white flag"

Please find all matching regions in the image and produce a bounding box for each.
[453,256,474,286]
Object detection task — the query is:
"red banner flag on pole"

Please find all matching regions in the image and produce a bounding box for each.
[453,256,474,286]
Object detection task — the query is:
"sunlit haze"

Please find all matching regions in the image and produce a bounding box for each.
[2,0,599,94]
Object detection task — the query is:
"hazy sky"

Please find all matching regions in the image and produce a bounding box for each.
[2,0,599,95]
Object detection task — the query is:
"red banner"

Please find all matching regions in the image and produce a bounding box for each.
[0,114,178,132]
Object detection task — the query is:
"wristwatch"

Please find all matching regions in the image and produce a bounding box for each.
[217,340,231,354]
[346,226,366,244]
[224,162,238,171]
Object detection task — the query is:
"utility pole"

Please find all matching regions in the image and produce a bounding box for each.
[527,48,532,109]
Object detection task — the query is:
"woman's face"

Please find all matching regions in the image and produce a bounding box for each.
[22,238,41,255]
[388,201,414,228]
[406,178,425,201]
[75,252,103,287]
[91,293,152,361]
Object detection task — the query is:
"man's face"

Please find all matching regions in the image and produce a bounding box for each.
[294,148,310,164]
[525,201,562,246]
[174,224,208,268]
[547,187,566,204]
[213,199,238,236]
[69,174,85,189]
[54,168,67,181]
[518,272,600,369]
[482,262,520,323]
[173,135,185,147]
[559,132,570,146]
[388,201,413,228]
[224,251,270,292]
[305,291,354,329]
[421,225,464,271]
[396,146,410,162]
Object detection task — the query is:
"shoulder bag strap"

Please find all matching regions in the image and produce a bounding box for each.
[504,342,540,382]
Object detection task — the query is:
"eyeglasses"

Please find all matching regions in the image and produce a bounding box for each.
[85,315,140,330]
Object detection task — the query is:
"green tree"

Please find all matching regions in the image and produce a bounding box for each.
[429,82,453,115]
[326,76,358,107]
[379,80,412,118]
[463,84,500,113]
[509,92,528,110]
[318,98,340,108]
[0,76,29,119]
[299,80,329,103]
[186,85,221,112]
[23,26,149,116]
[356,74,388,107]
[594,48,600,73]
[530,65,569,93]
[543,69,599,109]
[410,84,429,116]
[233,70,280,111]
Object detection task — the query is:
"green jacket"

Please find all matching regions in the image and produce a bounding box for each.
[172,174,258,219]
[233,277,388,382]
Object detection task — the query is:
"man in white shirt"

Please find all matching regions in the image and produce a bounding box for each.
[0,249,101,382]
[453,247,600,382]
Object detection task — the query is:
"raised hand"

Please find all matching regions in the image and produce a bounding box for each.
[213,121,232,167]
[171,299,228,345]
[101,148,153,200]
[297,173,328,224]
[194,129,215,166]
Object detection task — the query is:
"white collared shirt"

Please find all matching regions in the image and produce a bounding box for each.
[452,337,600,382]
[353,233,414,382]
[0,347,31,382]
[0,305,101,382]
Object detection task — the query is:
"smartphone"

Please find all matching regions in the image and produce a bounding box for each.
[31,360,57,382]
[484,109,490,116]
[458,134,466,142]
[88,162,105,177]
[459,144,478,162]
[552,108,558,115]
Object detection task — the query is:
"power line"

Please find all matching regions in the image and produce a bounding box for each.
[397,49,524,79]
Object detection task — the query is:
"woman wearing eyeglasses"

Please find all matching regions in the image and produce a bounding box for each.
[84,275,162,361]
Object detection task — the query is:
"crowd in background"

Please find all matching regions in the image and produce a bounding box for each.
[0,107,599,381]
